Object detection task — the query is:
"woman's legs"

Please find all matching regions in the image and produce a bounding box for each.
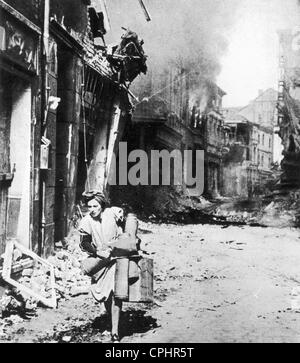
[111,296,122,337]
[104,293,122,339]
[104,294,112,316]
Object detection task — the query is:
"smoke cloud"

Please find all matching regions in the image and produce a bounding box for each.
[105,1,300,107]
[106,0,241,89]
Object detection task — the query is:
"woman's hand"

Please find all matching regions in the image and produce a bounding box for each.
[96,247,112,259]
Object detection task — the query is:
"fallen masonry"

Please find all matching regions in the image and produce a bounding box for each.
[0,230,90,325]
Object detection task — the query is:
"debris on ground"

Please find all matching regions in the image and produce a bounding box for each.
[2,222,300,343]
[0,230,90,327]
[111,181,300,228]
[201,189,300,228]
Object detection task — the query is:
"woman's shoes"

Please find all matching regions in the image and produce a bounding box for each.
[111,333,120,343]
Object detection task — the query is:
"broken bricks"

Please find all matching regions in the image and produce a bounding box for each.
[0,236,91,322]
[1,240,56,309]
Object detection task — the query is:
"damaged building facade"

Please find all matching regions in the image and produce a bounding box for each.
[199,83,227,198]
[109,66,227,215]
[222,89,276,198]
[0,0,146,260]
[277,28,300,188]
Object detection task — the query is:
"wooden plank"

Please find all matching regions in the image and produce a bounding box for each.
[4,276,56,308]
[13,240,54,268]
[0,258,34,275]
[1,240,57,308]
[128,257,153,303]
[140,257,153,302]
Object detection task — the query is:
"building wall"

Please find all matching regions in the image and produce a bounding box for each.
[0,3,42,256]
[223,89,277,197]
[204,112,225,197]
[239,89,278,128]
[3,0,42,26]
[223,162,248,198]
[0,0,135,259]
[131,74,226,199]
[257,127,273,170]
[250,125,259,164]
[132,66,190,129]
[54,47,82,243]
[239,88,277,168]
[40,36,58,257]
[7,81,31,247]
[0,71,12,255]
[51,0,89,34]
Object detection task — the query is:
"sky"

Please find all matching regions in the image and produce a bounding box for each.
[217,0,300,107]
[104,0,300,108]
[102,0,300,162]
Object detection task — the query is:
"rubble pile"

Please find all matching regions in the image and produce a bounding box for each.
[0,230,90,325]
[258,191,300,228]
[203,190,300,228]
[111,184,213,223]
[112,182,300,228]
[212,208,258,225]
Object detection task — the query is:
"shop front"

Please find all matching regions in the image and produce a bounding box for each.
[0,8,40,255]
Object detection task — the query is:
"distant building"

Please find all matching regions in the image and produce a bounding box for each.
[110,69,227,208]
[222,112,259,197]
[195,82,226,198]
[239,89,278,128]
[222,89,276,198]
[239,88,281,166]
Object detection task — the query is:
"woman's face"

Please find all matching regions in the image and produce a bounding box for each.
[88,199,102,218]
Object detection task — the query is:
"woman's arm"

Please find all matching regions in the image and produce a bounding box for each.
[79,234,97,256]
[80,232,111,259]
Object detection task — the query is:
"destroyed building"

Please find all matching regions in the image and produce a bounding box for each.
[109,67,227,215]
[0,0,147,260]
[197,82,227,198]
[222,89,276,198]
[222,111,258,198]
[277,29,300,188]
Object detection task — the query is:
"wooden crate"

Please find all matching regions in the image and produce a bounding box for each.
[128,257,153,303]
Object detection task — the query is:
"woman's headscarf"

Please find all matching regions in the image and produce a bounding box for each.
[82,190,108,208]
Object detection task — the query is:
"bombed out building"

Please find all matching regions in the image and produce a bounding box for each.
[109,66,227,214]
[277,28,300,188]
[0,0,147,259]
[222,111,259,198]
[222,89,276,198]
